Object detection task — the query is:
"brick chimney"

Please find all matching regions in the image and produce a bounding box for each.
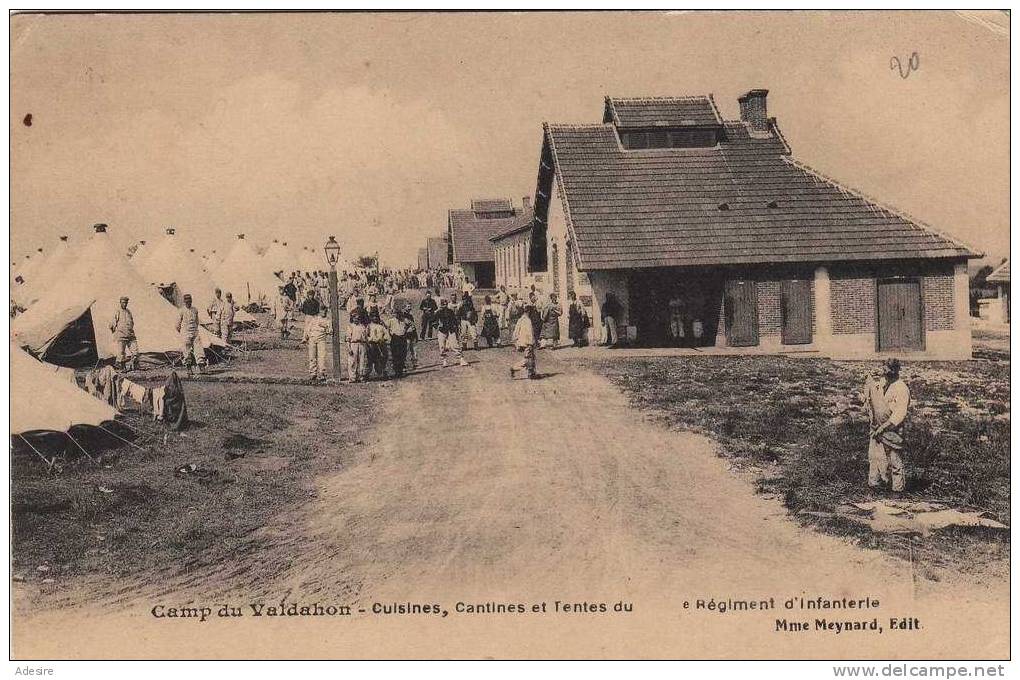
[738,89,770,133]
[522,196,532,211]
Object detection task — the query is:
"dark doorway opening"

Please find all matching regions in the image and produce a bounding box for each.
[472,262,496,288]
[627,268,724,347]
[38,308,100,368]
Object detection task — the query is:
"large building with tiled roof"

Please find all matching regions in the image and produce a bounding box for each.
[527,89,980,358]
[447,197,529,287]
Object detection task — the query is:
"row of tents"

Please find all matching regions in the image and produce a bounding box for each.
[9,224,336,450]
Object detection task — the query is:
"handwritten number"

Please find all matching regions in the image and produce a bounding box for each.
[890,52,920,79]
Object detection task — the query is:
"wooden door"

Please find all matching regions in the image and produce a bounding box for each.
[725,279,759,347]
[781,279,813,345]
[877,279,923,351]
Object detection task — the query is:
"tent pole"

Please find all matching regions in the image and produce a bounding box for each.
[15,434,56,472]
[110,416,158,444]
[97,424,145,451]
[64,432,98,464]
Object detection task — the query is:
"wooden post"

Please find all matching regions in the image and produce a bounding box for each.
[328,267,343,381]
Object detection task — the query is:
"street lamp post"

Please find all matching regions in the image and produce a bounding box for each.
[324,236,343,382]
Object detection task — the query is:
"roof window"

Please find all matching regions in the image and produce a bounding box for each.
[620,128,718,150]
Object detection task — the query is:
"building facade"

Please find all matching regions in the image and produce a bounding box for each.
[490,197,540,291]
[527,91,978,358]
[448,198,530,289]
[426,236,449,270]
[982,259,1010,324]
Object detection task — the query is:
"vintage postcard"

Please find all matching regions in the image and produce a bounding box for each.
[7,10,1010,662]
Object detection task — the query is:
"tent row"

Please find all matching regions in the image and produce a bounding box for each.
[9,226,331,462]
[10,225,340,365]
[11,224,227,367]
[12,231,330,311]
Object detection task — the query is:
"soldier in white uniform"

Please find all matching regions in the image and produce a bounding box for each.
[864,358,911,493]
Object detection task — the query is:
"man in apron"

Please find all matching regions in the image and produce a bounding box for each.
[863,358,911,493]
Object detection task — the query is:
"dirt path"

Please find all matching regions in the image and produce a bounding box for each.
[14,343,1008,659]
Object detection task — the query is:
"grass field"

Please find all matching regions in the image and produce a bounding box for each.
[582,341,1010,580]
[10,327,394,605]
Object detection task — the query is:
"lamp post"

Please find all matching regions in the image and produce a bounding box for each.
[324,236,343,382]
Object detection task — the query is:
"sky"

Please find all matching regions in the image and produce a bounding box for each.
[10,10,1010,268]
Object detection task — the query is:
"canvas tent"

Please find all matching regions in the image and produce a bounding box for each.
[202,249,222,273]
[12,248,47,292]
[10,344,118,434]
[212,234,282,306]
[135,229,254,325]
[263,240,297,276]
[12,224,224,367]
[298,246,323,273]
[12,236,74,309]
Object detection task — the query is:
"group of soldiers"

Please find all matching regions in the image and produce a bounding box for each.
[290,285,419,384]
[109,287,237,376]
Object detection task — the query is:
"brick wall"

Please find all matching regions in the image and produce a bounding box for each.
[830,265,956,335]
[831,275,876,334]
[923,270,955,331]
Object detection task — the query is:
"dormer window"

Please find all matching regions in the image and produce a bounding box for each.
[620,128,719,150]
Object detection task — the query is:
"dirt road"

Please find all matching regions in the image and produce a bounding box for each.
[14,342,1008,659]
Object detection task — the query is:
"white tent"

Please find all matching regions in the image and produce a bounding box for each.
[212,234,282,306]
[13,248,47,290]
[12,224,224,365]
[128,239,152,272]
[10,344,118,434]
[137,229,255,325]
[298,246,324,273]
[12,236,74,308]
[202,249,223,273]
[138,231,214,298]
[262,240,297,277]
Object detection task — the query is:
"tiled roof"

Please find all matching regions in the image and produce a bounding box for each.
[541,113,979,270]
[426,236,449,268]
[470,198,513,214]
[490,203,535,242]
[449,210,519,263]
[987,259,1010,283]
[449,202,524,263]
[603,96,723,129]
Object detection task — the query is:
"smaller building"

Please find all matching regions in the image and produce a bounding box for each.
[417,247,429,271]
[490,197,536,290]
[448,198,528,288]
[426,236,449,269]
[983,259,1010,323]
